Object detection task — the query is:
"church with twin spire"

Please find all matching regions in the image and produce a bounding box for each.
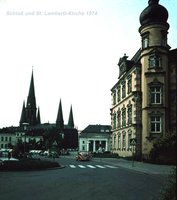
[19,70,78,149]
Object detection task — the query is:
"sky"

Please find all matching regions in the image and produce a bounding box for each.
[0,0,177,130]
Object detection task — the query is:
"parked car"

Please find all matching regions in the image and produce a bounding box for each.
[76,151,92,161]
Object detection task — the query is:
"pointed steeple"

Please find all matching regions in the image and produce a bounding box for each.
[56,99,64,131]
[19,101,27,126]
[36,107,41,124]
[26,69,36,109]
[68,105,74,128]
[26,69,37,126]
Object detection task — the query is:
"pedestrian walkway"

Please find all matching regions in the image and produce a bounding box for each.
[94,158,175,175]
[68,164,118,169]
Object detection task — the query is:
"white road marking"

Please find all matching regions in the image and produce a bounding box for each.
[104,165,118,169]
[69,165,76,168]
[78,165,86,168]
[95,165,106,169]
[87,165,96,168]
[68,164,118,169]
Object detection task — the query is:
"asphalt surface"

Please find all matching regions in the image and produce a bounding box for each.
[0,155,174,200]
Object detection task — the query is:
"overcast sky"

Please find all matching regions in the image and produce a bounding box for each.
[0,0,176,130]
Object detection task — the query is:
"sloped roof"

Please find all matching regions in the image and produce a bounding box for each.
[81,124,111,134]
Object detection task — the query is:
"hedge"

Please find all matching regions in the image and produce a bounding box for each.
[0,159,60,171]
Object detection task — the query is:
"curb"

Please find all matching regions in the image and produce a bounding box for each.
[93,158,174,175]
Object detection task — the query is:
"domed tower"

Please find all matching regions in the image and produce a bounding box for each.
[139,0,170,157]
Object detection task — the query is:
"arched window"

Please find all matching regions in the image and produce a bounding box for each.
[113,112,116,129]
[127,105,132,125]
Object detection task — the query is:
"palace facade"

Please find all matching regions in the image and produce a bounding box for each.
[110,0,177,159]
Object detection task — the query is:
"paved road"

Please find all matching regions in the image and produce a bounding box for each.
[0,156,168,200]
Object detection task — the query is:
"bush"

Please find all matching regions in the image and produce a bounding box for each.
[0,159,60,171]
[93,152,119,158]
[149,134,176,165]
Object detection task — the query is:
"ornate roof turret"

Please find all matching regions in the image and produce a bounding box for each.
[56,99,64,131]
[140,0,168,26]
[68,105,74,128]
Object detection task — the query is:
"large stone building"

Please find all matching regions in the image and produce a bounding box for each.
[110,0,177,159]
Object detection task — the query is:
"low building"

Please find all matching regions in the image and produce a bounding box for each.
[0,132,16,149]
[79,125,111,152]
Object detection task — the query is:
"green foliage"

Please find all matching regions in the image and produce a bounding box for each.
[43,127,63,149]
[149,134,176,164]
[93,152,119,158]
[0,159,60,171]
[158,168,176,200]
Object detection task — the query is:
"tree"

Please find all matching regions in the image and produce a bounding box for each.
[43,127,63,151]
[149,133,176,164]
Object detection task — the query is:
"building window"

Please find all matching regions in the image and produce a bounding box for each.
[122,108,126,127]
[142,35,149,49]
[149,54,161,68]
[122,134,126,149]
[150,116,162,133]
[113,91,116,105]
[1,137,4,142]
[117,86,121,102]
[128,133,132,149]
[117,111,121,128]
[118,134,121,149]
[113,112,116,129]
[127,77,132,94]
[150,86,162,104]
[122,82,126,98]
[113,135,116,150]
[9,137,12,142]
[127,105,132,125]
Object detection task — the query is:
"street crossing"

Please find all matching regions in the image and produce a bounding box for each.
[68,164,118,169]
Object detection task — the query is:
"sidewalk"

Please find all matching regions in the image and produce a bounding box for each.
[94,157,175,175]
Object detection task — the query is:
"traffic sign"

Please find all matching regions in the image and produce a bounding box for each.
[130,138,137,146]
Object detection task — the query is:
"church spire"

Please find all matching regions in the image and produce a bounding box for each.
[68,105,74,128]
[36,107,41,124]
[26,69,37,126]
[26,69,36,109]
[19,100,27,126]
[56,99,64,131]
